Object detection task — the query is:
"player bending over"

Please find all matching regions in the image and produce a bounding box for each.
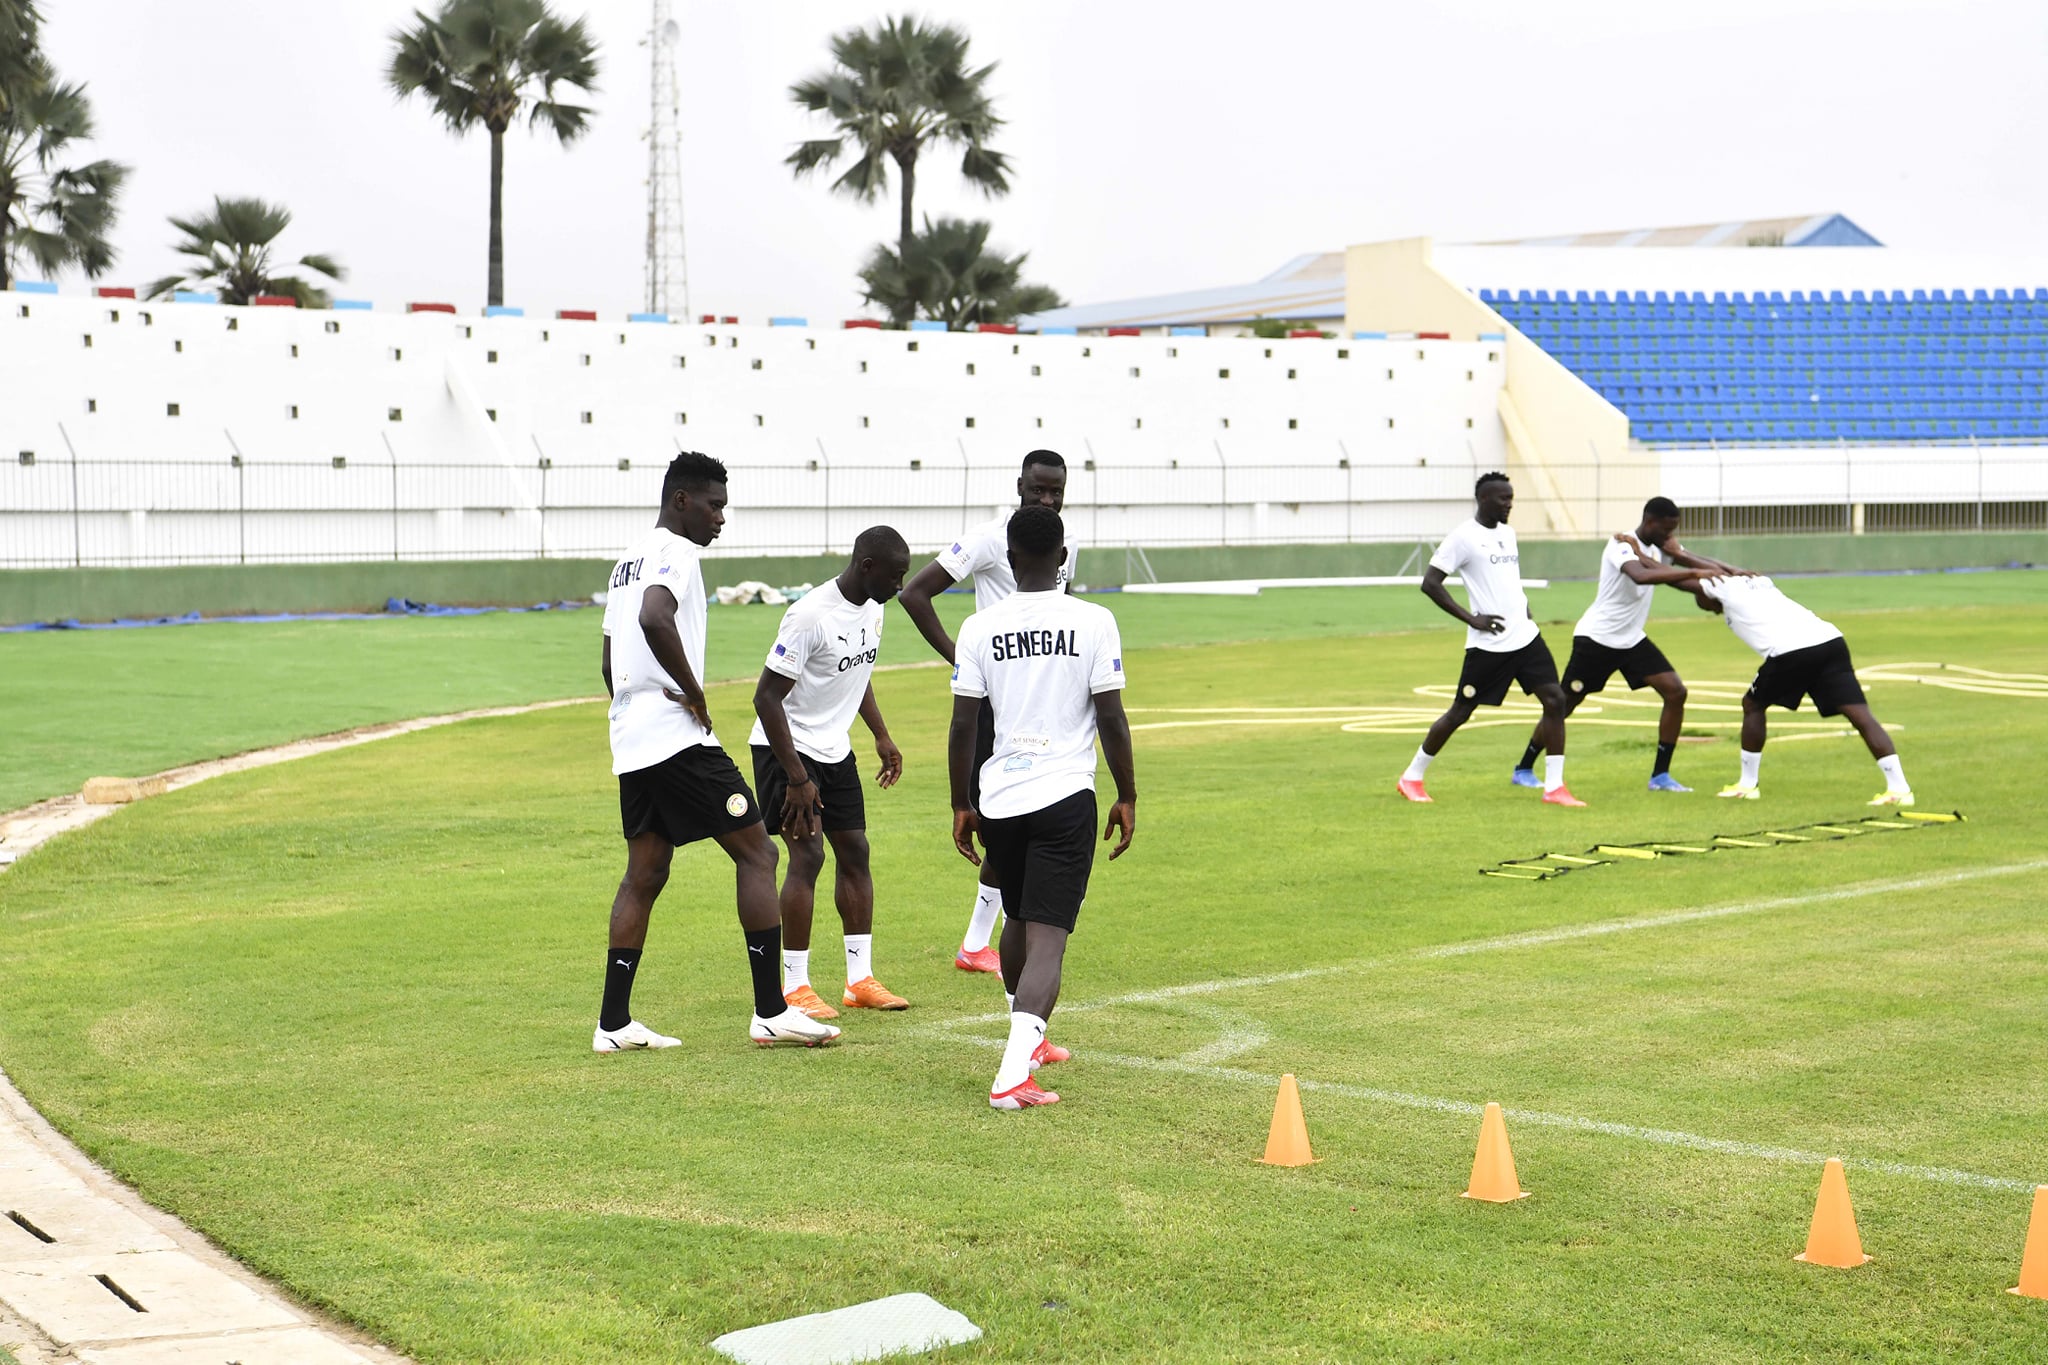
[1512,497,1746,793]
[750,526,913,1019]
[1694,575,1914,806]
[594,451,840,1053]
[947,506,1136,1110]
[1399,473,1583,806]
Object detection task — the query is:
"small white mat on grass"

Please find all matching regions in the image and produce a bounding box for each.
[710,1292,981,1365]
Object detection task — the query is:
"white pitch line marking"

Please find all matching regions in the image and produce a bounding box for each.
[927,861,2048,1190]
[940,1037,2039,1192]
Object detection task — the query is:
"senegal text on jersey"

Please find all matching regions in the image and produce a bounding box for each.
[991,628,1080,661]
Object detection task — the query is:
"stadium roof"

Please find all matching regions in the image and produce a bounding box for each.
[1019,252,1345,331]
[1476,213,1881,249]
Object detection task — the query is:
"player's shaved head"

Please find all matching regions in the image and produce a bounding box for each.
[1644,496,1680,519]
[1008,505,1064,558]
[1475,471,1511,498]
[1022,449,1066,475]
[851,524,908,562]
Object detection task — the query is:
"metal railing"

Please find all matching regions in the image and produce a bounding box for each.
[1,450,2043,569]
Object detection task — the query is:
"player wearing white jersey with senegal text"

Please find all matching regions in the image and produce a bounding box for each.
[1399,472,1585,806]
[1694,574,1914,806]
[749,527,914,1020]
[594,452,839,1054]
[946,507,1136,1110]
[900,450,1080,988]
[1512,497,1747,793]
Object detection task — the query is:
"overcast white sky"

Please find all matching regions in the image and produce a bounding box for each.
[40,0,2048,321]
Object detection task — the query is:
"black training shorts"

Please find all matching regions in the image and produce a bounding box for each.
[1748,636,1865,716]
[751,745,866,834]
[1456,636,1560,707]
[968,696,996,814]
[1563,634,1675,698]
[618,744,762,846]
[976,789,1098,935]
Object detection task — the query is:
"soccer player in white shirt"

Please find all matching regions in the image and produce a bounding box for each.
[1399,473,1585,806]
[900,451,1079,982]
[1511,497,1744,793]
[595,452,839,1053]
[947,506,1136,1110]
[749,526,913,1019]
[1694,575,1914,805]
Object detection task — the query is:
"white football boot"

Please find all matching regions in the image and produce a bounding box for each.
[593,1020,681,1052]
[750,1006,842,1048]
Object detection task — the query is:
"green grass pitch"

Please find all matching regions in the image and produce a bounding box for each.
[2,573,2047,1361]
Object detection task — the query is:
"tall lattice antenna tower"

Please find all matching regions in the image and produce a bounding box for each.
[643,1,689,317]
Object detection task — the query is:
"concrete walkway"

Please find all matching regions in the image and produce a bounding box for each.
[0,698,607,1364]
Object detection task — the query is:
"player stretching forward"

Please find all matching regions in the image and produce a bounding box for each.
[900,450,1079,980]
[750,527,914,1019]
[595,451,839,1053]
[1511,497,1746,793]
[1399,472,1583,806]
[947,507,1136,1110]
[1694,574,1914,806]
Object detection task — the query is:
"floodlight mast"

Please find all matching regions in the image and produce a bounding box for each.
[643,2,690,318]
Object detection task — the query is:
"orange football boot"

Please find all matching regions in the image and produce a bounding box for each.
[954,945,1002,973]
[1396,778,1433,803]
[990,1076,1060,1109]
[783,984,839,1020]
[841,976,909,1010]
[1542,786,1588,808]
[1030,1038,1070,1068]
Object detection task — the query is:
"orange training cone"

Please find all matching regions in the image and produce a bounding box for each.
[1795,1159,1871,1267]
[1462,1102,1529,1202]
[1261,1073,1316,1166]
[2010,1185,2048,1299]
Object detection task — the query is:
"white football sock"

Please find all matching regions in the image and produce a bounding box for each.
[1739,749,1762,788]
[844,933,872,984]
[993,1011,1046,1093]
[1877,754,1909,793]
[1402,747,1435,782]
[1004,991,1015,1011]
[1543,754,1566,794]
[962,884,1003,952]
[781,948,810,992]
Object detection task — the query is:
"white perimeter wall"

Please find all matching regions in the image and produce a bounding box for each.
[0,292,1508,567]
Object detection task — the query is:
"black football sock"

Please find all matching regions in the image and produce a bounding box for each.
[600,947,642,1032]
[744,926,785,1017]
[1517,740,1543,771]
[1653,742,1676,777]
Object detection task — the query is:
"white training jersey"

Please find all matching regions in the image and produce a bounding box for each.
[1574,536,1665,648]
[1428,518,1541,653]
[602,526,714,775]
[745,579,884,765]
[934,508,1081,611]
[1698,575,1843,658]
[950,589,1126,819]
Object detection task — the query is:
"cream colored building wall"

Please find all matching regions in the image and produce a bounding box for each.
[1344,237,1645,535]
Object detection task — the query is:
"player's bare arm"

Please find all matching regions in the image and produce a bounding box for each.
[600,635,613,699]
[1666,537,1749,576]
[946,693,982,865]
[1421,564,1503,635]
[858,682,902,789]
[899,560,962,664]
[639,583,713,733]
[1093,689,1138,860]
[751,669,822,839]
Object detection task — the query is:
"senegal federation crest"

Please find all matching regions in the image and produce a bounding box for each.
[726,793,749,818]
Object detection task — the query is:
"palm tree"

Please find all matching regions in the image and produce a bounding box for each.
[143,197,345,307]
[387,0,600,307]
[0,52,125,291]
[788,16,1011,325]
[858,215,1063,329]
[0,0,41,113]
